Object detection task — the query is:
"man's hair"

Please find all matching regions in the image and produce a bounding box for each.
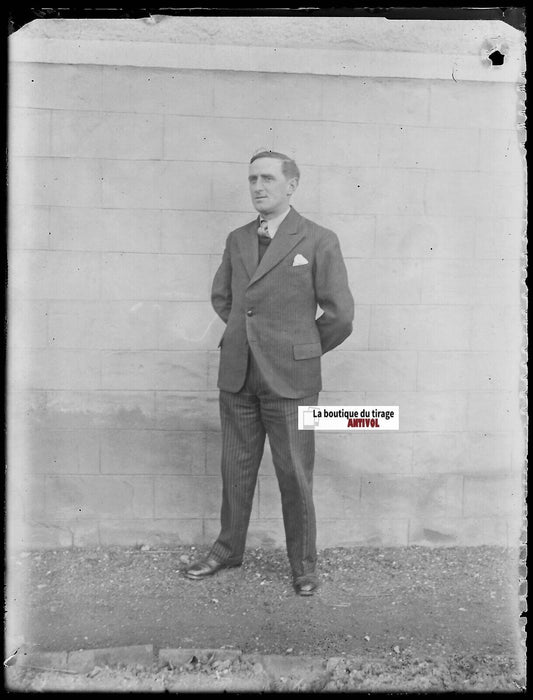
[250,150,300,182]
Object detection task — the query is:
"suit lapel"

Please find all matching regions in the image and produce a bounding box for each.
[235,220,260,280]
[248,208,305,286]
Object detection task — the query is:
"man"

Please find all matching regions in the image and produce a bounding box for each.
[186,150,354,595]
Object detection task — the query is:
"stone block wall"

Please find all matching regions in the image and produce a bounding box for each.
[7,23,525,550]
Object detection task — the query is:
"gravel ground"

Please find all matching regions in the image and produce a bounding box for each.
[5,651,524,692]
[5,544,526,692]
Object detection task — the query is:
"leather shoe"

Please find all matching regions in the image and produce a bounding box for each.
[294,577,318,596]
[186,557,239,580]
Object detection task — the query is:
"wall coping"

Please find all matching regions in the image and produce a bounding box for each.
[9,18,525,83]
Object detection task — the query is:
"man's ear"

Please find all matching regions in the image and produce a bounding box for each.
[287,178,298,195]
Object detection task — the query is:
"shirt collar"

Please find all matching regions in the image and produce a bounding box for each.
[260,206,291,238]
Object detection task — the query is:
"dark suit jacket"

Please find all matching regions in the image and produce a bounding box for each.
[211,207,354,398]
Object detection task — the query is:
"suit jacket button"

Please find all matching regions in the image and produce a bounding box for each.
[247,309,254,316]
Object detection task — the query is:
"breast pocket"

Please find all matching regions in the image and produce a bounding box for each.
[289,262,310,273]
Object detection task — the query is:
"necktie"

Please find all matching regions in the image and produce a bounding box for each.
[258,218,270,239]
[257,219,271,262]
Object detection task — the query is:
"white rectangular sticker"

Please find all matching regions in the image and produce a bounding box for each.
[298,406,399,430]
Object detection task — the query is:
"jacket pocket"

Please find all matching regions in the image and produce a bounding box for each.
[293,342,322,360]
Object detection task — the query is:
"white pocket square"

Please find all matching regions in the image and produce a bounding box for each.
[292,254,308,266]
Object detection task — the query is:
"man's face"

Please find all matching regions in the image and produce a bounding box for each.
[248,157,297,219]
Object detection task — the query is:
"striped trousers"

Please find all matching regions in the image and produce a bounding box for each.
[209,351,319,580]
